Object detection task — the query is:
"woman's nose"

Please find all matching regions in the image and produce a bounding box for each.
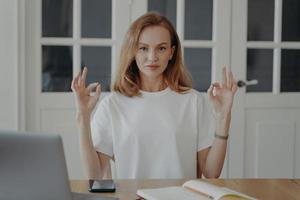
[147,50,158,62]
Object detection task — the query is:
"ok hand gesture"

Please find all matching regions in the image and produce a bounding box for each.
[71,67,101,117]
[207,67,238,117]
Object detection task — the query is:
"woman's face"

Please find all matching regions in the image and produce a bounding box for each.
[135,25,174,81]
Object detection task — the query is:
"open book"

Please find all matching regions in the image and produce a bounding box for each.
[137,180,257,200]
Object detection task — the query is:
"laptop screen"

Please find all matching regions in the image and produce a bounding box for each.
[0,131,72,200]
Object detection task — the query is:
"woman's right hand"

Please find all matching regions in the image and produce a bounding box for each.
[71,67,101,118]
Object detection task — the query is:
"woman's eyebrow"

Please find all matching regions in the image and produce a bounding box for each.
[138,42,169,46]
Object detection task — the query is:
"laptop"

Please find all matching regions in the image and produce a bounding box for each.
[0,130,117,200]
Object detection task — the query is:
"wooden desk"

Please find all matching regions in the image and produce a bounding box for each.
[71,179,300,200]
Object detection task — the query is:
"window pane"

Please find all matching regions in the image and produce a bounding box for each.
[247,49,273,92]
[184,0,212,40]
[81,0,112,38]
[148,0,176,28]
[42,0,73,37]
[282,0,300,41]
[281,50,300,92]
[42,46,73,92]
[247,0,274,41]
[81,46,111,91]
[184,48,211,92]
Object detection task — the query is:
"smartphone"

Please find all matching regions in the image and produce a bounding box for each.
[88,179,116,193]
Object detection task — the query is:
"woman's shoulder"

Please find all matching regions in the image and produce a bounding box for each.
[99,91,129,106]
[180,88,206,99]
[182,88,211,108]
[94,92,123,115]
[99,91,119,103]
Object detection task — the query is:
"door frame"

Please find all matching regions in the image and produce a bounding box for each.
[229,0,247,178]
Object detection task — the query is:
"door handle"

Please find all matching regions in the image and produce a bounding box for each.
[237,79,258,88]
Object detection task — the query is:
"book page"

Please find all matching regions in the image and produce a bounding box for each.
[137,186,211,200]
[183,180,226,199]
[183,180,257,200]
[222,188,257,200]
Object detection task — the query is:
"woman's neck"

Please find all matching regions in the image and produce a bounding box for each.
[140,76,167,92]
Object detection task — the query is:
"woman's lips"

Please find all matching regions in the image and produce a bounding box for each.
[145,64,160,70]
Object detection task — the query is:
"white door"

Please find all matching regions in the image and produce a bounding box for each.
[131,0,300,178]
[25,0,131,179]
[231,0,300,178]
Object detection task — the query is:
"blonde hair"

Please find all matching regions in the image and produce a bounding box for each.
[113,12,192,97]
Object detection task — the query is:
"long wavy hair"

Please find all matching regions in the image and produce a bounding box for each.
[113,12,192,97]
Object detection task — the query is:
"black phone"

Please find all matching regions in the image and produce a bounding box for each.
[88,179,116,193]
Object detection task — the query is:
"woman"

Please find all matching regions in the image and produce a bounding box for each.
[71,12,237,179]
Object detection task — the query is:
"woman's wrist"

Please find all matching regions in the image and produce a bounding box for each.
[76,111,91,124]
[213,109,231,120]
[215,112,231,137]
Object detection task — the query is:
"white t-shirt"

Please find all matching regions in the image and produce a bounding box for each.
[91,87,215,179]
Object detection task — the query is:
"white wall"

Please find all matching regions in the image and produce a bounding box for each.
[0,0,19,130]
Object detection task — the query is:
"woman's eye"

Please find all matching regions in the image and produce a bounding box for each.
[139,47,147,51]
[159,47,167,51]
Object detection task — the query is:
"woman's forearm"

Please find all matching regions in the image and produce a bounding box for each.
[77,113,103,179]
[203,113,231,178]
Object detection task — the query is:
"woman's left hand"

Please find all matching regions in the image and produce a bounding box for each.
[207,67,238,117]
